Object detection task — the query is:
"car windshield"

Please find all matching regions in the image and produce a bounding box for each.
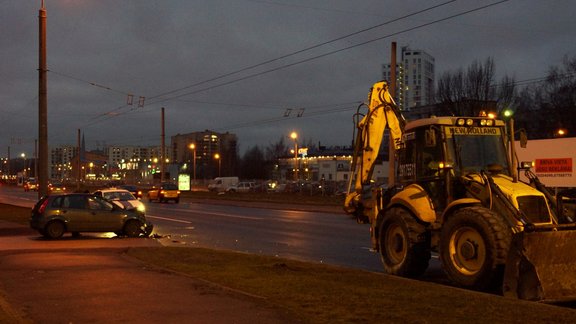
[103,191,136,201]
[162,184,178,190]
[445,126,510,175]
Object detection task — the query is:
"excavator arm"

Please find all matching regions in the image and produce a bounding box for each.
[344,81,406,217]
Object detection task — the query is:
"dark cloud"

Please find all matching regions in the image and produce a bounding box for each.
[2,0,576,157]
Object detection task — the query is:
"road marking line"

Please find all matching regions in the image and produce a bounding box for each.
[148,207,264,220]
[146,215,193,224]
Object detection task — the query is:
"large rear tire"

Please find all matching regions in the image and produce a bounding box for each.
[440,206,511,292]
[379,207,430,277]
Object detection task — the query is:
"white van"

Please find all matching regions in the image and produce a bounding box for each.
[207,177,239,193]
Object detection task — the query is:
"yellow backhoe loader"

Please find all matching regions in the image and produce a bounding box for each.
[344,80,576,301]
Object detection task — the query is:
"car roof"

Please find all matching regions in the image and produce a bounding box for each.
[48,192,92,198]
[97,188,131,193]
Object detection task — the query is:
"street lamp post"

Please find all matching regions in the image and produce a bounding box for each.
[290,132,298,181]
[21,153,27,178]
[189,143,196,186]
[214,153,221,177]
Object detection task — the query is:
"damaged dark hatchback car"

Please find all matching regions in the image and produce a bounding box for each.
[30,193,153,239]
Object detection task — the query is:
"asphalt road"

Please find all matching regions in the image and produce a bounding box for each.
[0,185,445,280]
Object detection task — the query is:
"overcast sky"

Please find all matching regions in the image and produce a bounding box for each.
[2,0,576,158]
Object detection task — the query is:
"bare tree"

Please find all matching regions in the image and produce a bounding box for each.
[436,57,516,116]
[516,55,576,138]
[240,145,267,180]
[265,136,289,161]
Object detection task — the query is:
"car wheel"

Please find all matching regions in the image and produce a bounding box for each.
[123,220,142,238]
[174,198,179,204]
[44,221,65,239]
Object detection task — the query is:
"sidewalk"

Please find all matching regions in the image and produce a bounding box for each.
[0,221,296,323]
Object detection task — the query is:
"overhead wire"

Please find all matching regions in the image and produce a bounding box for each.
[215,102,359,131]
[69,0,511,132]
[72,0,459,128]
[49,70,133,96]
[146,0,510,105]
[144,0,459,104]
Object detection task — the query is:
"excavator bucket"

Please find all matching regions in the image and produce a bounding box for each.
[503,230,576,302]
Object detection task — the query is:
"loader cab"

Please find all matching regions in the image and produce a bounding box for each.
[397,122,447,211]
[397,117,510,212]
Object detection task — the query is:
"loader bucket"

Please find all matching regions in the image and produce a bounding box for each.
[503,230,576,302]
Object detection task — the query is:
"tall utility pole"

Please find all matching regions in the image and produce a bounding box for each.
[38,1,48,198]
[34,139,38,178]
[7,146,10,179]
[76,129,81,191]
[388,42,397,187]
[160,107,165,184]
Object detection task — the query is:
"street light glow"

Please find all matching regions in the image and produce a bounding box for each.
[290,132,298,181]
[214,153,221,177]
[189,143,197,185]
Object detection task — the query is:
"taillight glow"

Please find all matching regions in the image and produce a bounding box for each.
[38,199,49,214]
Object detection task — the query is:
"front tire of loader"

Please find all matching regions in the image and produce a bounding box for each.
[440,206,511,292]
[379,207,430,277]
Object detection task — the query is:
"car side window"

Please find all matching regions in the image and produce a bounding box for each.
[51,196,63,208]
[63,196,86,209]
[87,197,102,210]
[89,196,114,211]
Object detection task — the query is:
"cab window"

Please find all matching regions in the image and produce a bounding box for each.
[416,127,443,179]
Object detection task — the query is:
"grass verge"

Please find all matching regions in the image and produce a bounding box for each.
[127,247,576,324]
[2,203,576,323]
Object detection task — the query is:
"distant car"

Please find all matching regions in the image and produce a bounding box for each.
[229,181,256,193]
[48,182,66,193]
[30,193,153,239]
[24,179,38,192]
[147,183,180,203]
[118,185,143,199]
[93,188,145,213]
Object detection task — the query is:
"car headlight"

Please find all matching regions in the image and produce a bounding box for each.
[137,204,146,213]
